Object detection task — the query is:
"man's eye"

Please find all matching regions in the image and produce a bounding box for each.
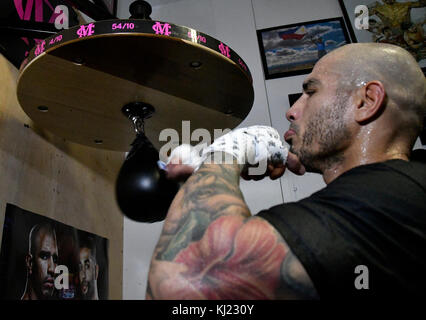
[306,90,315,96]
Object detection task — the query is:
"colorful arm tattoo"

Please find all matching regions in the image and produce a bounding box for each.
[147,155,318,299]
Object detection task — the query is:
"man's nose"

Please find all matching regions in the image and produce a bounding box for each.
[47,257,55,274]
[82,268,88,280]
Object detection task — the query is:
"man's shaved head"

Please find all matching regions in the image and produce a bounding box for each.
[324,43,426,140]
[286,43,425,181]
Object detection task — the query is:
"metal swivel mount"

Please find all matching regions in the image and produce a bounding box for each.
[121,101,156,159]
[122,102,154,134]
[129,0,153,20]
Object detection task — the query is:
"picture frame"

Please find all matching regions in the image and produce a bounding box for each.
[338,0,426,73]
[257,17,351,79]
[0,203,109,300]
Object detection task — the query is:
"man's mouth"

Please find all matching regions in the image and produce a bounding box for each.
[284,129,296,143]
[43,278,54,288]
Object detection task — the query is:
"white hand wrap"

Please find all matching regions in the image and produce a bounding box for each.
[200,125,288,170]
[163,126,288,174]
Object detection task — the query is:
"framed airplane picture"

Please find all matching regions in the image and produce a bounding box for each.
[257,17,351,79]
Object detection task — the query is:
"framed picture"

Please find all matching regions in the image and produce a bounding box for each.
[0,204,109,300]
[338,0,426,73]
[257,17,351,79]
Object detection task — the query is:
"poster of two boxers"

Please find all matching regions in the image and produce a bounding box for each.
[0,203,108,300]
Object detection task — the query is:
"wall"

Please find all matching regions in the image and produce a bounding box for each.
[0,56,124,299]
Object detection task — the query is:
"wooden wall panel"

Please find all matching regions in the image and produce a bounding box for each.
[0,55,124,299]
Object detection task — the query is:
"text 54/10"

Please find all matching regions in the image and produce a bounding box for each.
[112,23,135,30]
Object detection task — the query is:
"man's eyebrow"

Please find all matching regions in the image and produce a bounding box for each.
[302,78,321,91]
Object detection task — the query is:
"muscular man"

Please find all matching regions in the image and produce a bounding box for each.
[78,236,99,300]
[21,224,58,300]
[147,43,425,299]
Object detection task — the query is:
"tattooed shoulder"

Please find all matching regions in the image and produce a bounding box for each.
[256,217,319,299]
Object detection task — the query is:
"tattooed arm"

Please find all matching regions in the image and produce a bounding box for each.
[147,154,318,299]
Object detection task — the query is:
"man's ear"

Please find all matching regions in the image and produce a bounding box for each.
[25,254,33,275]
[354,81,386,123]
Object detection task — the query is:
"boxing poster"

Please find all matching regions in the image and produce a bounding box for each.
[0,203,109,300]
